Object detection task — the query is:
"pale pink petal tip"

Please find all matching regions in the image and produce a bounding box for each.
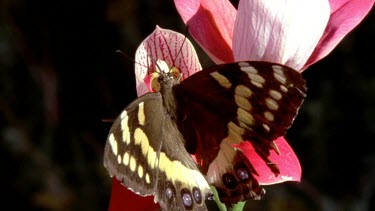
[233,0,330,71]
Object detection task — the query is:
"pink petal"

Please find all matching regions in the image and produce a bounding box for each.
[135,26,201,96]
[233,0,330,71]
[174,0,236,63]
[304,0,375,69]
[108,178,160,211]
[236,137,301,185]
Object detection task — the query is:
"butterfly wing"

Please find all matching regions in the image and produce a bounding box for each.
[104,92,212,210]
[173,61,306,203]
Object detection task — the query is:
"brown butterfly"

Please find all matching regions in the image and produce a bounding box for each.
[104,60,306,210]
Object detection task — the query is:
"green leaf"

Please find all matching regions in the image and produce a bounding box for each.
[210,186,227,211]
[231,201,246,211]
[210,186,247,211]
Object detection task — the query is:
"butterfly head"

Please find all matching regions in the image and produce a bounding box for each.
[148,60,182,92]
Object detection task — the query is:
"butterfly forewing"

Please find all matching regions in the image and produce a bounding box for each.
[175,61,306,165]
[104,92,212,210]
[173,61,306,202]
[104,93,163,196]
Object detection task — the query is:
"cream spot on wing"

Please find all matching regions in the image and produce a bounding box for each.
[240,65,258,74]
[237,107,255,126]
[248,73,265,85]
[147,146,157,169]
[239,122,251,130]
[157,153,170,172]
[138,102,145,126]
[130,156,136,172]
[210,72,232,88]
[235,95,252,111]
[269,90,282,100]
[108,133,118,155]
[134,128,146,145]
[123,152,129,166]
[251,81,263,88]
[121,115,130,144]
[263,124,270,132]
[138,165,144,178]
[280,85,288,93]
[238,62,250,67]
[140,139,149,157]
[117,155,121,164]
[120,110,127,119]
[226,122,245,144]
[235,85,252,98]
[134,128,150,158]
[264,111,274,122]
[272,65,286,84]
[265,98,279,110]
[145,173,151,184]
[158,152,209,191]
[240,65,265,87]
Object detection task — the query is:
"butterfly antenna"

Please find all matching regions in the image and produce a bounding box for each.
[146,54,164,74]
[116,50,150,69]
[172,25,189,68]
[102,118,115,123]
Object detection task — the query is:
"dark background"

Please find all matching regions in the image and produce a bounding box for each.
[0,0,374,210]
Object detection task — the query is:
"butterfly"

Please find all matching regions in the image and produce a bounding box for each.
[104,60,306,210]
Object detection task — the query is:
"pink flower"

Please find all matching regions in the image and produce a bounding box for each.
[174,0,374,70]
[174,0,374,184]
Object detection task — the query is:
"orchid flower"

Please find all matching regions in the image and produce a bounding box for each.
[174,0,374,185]
[134,26,202,96]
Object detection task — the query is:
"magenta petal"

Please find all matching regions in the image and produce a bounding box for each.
[174,0,236,63]
[237,137,301,185]
[305,0,375,68]
[108,178,159,211]
[135,26,201,96]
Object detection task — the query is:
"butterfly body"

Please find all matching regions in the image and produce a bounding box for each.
[104,61,306,210]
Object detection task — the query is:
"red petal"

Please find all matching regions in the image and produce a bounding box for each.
[174,0,236,63]
[108,178,159,211]
[305,0,375,69]
[237,137,301,185]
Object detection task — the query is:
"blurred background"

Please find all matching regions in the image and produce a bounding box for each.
[0,0,374,210]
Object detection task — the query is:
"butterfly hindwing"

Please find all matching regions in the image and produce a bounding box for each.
[104,92,212,210]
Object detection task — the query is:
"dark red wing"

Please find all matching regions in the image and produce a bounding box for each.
[173,61,306,174]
